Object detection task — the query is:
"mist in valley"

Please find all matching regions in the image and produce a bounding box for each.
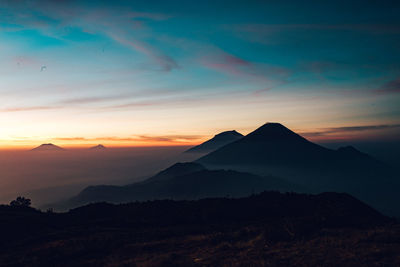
[0,146,199,208]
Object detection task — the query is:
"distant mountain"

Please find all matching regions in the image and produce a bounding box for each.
[60,163,300,209]
[31,143,64,151]
[89,144,106,150]
[185,130,243,154]
[336,145,373,160]
[145,162,206,182]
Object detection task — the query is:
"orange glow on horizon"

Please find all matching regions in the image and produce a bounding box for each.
[0,138,207,150]
[0,124,400,150]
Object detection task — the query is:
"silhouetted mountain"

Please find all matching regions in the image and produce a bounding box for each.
[31,143,64,151]
[61,164,300,209]
[336,145,373,160]
[0,192,396,266]
[185,130,243,154]
[197,123,341,165]
[196,122,400,216]
[145,162,206,182]
[89,144,106,150]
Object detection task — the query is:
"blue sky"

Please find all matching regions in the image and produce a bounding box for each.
[0,0,399,147]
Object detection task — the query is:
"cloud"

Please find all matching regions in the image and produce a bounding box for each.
[200,49,289,87]
[53,134,202,143]
[135,135,202,142]
[301,124,400,139]
[107,32,178,72]
[201,53,251,76]
[0,1,178,72]
[324,124,400,133]
[375,78,400,94]
[0,106,58,112]
[232,23,400,35]
[226,23,400,46]
[57,95,128,105]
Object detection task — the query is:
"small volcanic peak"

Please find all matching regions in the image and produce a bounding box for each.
[31,143,64,151]
[245,122,304,142]
[89,144,106,150]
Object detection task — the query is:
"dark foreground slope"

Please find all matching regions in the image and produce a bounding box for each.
[0,191,398,267]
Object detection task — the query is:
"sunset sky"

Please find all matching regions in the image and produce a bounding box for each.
[1,0,400,148]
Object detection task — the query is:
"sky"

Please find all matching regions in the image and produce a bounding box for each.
[0,0,400,148]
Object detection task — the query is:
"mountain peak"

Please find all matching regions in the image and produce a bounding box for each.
[89,144,106,150]
[31,143,64,151]
[214,130,242,138]
[185,130,243,153]
[245,122,302,141]
[197,122,332,166]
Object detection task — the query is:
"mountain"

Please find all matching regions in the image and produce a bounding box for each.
[336,145,373,161]
[89,144,106,150]
[145,162,206,182]
[196,122,386,171]
[185,130,243,154]
[59,163,300,209]
[31,143,64,151]
[53,122,399,216]
[197,123,340,166]
[196,122,400,216]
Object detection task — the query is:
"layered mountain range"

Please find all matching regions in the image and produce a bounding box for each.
[56,122,399,216]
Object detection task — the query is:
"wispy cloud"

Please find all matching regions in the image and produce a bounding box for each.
[300,124,400,139]
[107,32,178,72]
[57,94,131,105]
[226,23,400,46]
[0,1,178,72]
[0,106,59,112]
[53,134,202,143]
[200,49,289,89]
[201,53,251,76]
[102,94,204,110]
[324,124,400,133]
[375,78,400,94]
[232,23,400,35]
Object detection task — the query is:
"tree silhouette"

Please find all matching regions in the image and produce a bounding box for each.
[10,196,31,207]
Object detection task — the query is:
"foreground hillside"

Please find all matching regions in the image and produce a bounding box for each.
[1,191,399,266]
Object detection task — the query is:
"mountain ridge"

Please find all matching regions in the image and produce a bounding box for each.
[185,130,243,154]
